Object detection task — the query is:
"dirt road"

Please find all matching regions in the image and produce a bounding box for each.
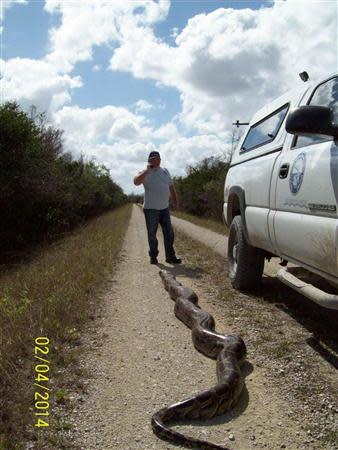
[61,205,337,450]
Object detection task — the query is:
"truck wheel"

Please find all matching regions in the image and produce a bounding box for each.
[228,215,265,290]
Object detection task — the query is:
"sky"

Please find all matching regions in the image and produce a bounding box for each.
[1,0,337,194]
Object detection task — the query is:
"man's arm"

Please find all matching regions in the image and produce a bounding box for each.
[169,185,179,210]
[134,167,150,186]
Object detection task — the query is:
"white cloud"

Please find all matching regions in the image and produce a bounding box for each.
[134,99,153,113]
[159,134,230,176]
[110,1,337,133]
[110,24,179,87]
[152,122,179,140]
[170,27,179,39]
[1,58,82,113]
[109,118,141,141]
[44,0,170,73]
[92,64,101,72]
[53,104,182,153]
[52,104,151,149]
[133,98,168,114]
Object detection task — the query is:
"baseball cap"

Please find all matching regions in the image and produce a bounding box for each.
[148,151,160,160]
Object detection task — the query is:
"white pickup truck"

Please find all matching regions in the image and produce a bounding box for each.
[223,73,338,309]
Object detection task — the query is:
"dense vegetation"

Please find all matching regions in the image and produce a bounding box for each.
[173,156,230,222]
[0,102,127,258]
[127,193,144,204]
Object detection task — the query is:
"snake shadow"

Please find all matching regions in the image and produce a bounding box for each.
[157,262,204,279]
[171,361,253,430]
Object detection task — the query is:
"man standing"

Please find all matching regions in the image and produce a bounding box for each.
[133,151,182,265]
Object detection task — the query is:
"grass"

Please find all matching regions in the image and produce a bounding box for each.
[0,203,132,450]
[171,210,228,236]
[274,341,291,358]
[323,430,338,446]
[55,389,70,405]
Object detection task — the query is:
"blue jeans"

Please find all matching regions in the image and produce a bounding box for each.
[143,208,176,259]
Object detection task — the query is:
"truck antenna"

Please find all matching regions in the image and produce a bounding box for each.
[232,120,249,128]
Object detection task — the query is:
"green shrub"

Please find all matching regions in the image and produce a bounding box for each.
[0,102,127,257]
[174,156,229,221]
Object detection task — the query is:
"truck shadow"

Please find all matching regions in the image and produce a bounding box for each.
[257,276,338,370]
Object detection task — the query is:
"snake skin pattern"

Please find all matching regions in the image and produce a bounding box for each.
[151,270,247,450]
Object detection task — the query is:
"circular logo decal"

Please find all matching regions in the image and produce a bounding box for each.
[289,152,306,195]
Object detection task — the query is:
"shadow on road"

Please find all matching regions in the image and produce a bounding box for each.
[256,276,338,370]
[171,361,253,430]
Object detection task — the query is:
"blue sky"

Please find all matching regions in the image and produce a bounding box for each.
[1,0,336,193]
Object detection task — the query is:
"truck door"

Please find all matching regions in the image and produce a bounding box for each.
[273,76,338,278]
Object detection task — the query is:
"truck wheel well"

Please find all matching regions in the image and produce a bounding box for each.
[228,194,241,224]
[227,188,250,243]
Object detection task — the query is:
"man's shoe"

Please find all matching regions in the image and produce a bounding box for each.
[165,256,182,264]
[150,257,158,264]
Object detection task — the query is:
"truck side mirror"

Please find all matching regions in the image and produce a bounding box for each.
[285,105,338,139]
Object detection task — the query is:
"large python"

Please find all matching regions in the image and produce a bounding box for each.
[151,270,247,450]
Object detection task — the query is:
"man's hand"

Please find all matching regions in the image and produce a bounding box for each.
[134,167,150,185]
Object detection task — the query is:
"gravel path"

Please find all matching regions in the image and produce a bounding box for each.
[62,205,336,450]
[171,215,228,257]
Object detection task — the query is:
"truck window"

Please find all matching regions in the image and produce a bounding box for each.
[292,76,338,149]
[240,104,289,153]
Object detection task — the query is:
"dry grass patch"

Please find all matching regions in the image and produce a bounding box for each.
[0,204,132,450]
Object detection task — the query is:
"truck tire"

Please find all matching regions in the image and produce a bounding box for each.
[228,215,265,290]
